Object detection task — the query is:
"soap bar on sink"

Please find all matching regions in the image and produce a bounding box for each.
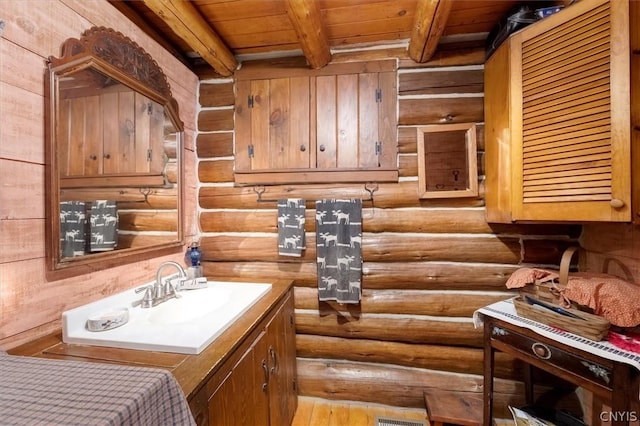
[86,307,129,332]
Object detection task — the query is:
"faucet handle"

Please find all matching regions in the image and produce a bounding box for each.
[135,284,153,293]
[164,278,184,299]
[134,285,154,308]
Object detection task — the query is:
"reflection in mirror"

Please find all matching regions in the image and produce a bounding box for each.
[416,123,478,199]
[46,27,183,277]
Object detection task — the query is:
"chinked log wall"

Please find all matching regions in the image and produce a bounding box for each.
[196,48,580,415]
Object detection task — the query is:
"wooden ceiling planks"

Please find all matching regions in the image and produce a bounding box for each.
[319,0,416,47]
[444,0,520,35]
[110,0,521,71]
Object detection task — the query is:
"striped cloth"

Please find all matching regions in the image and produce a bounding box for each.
[0,352,195,426]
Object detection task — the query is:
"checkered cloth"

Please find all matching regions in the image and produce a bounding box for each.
[0,352,195,425]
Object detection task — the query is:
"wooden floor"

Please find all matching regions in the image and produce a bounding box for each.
[291,397,429,426]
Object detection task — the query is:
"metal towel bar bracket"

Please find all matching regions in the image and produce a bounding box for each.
[253,182,378,204]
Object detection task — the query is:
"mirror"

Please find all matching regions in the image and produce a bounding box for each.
[416,123,478,199]
[46,27,184,277]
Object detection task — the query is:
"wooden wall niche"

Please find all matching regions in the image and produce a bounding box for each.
[416,123,478,199]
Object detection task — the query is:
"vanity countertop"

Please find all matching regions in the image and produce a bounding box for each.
[8,279,294,402]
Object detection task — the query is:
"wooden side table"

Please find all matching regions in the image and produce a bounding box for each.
[483,316,640,426]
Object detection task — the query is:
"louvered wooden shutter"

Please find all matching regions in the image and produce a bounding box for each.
[520,2,612,204]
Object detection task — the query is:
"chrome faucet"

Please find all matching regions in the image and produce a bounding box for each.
[135,261,187,308]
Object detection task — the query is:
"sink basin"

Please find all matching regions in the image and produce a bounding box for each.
[62,280,272,354]
[146,286,230,325]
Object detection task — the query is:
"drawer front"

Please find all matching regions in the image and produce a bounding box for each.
[491,324,613,389]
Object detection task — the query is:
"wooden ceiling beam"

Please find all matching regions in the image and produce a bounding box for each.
[141,0,237,76]
[284,0,331,69]
[408,0,454,63]
[108,1,192,68]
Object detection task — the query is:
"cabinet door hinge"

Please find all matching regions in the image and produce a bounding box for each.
[375,88,382,103]
[248,95,254,108]
[248,144,255,158]
[375,141,382,156]
[147,103,153,115]
[147,149,152,162]
[292,379,297,391]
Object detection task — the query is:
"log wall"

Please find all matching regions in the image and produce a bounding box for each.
[581,223,640,283]
[196,48,581,410]
[0,0,199,349]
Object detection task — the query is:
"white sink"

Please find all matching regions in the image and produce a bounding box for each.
[62,281,272,354]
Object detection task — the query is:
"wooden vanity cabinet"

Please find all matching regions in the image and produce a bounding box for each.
[190,290,297,426]
[485,0,635,223]
[234,59,398,185]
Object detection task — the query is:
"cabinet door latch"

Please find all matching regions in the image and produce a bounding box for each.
[248,144,255,158]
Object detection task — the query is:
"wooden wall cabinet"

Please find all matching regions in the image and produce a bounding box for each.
[485,0,635,223]
[59,91,167,186]
[234,60,398,185]
[190,290,297,426]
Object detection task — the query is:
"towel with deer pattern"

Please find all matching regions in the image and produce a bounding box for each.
[60,201,87,258]
[89,200,118,252]
[277,199,306,257]
[315,199,362,304]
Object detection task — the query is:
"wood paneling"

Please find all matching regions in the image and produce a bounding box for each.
[200,181,486,209]
[200,233,521,263]
[200,207,579,235]
[294,286,510,317]
[198,108,234,132]
[195,52,578,410]
[295,334,519,380]
[581,223,640,283]
[199,82,234,107]
[0,0,199,347]
[399,68,484,95]
[399,96,484,125]
[296,358,524,418]
[196,132,234,158]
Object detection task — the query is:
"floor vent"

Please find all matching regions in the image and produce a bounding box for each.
[374,416,427,426]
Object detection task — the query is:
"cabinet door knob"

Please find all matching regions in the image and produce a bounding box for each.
[610,199,625,209]
[319,145,325,152]
[103,154,111,159]
[89,155,97,160]
[300,144,306,152]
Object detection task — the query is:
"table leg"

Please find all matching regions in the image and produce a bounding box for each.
[483,320,494,425]
[524,364,534,405]
[609,363,633,426]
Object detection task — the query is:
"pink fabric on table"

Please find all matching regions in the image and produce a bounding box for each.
[564,272,640,328]
[505,268,559,289]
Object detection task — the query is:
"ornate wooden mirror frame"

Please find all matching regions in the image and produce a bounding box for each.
[45,27,184,278]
